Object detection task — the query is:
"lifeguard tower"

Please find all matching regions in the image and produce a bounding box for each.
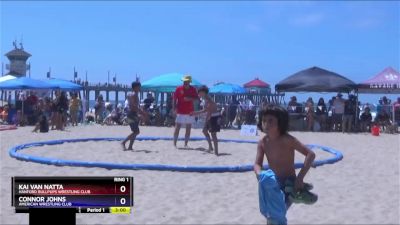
[4,41,31,77]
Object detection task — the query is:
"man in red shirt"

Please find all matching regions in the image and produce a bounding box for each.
[173,75,199,147]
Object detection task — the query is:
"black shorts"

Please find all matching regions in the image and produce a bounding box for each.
[277,176,296,209]
[127,112,140,133]
[206,115,221,133]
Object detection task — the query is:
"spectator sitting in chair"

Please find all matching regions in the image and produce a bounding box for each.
[0,105,9,123]
[144,93,155,111]
[32,114,49,133]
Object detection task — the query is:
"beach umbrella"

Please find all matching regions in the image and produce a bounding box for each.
[210,83,247,94]
[0,77,58,90]
[46,78,83,90]
[142,72,203,93]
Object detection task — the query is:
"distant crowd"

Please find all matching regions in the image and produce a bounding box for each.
[0,90,399,134]
[74,78,132,89]
[285,93,399,133]
[0,91,81,132]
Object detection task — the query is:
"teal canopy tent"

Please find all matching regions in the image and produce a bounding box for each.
[142,72,202,93]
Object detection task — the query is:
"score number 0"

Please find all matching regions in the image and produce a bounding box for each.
[120,185,126,205]
[114,177,130,206]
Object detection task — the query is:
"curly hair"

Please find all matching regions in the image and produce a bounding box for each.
[197,85,209,94]
[257,104,289,135]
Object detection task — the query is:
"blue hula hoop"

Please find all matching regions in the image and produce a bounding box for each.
[8,136,343,173]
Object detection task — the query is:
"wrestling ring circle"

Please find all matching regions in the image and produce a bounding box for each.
[8,136,343,173]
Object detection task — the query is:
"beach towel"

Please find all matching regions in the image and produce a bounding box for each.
[0,124,17,131]
[258,169,287,225]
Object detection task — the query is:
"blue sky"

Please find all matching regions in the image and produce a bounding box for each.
[1,1,399,103]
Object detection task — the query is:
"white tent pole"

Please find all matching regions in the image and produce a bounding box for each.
[21,97,24,125]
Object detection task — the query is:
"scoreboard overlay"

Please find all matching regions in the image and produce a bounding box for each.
[12,176,134,214]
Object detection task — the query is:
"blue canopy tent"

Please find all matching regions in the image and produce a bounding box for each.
[210,83,247,94]
[46,78,83,90]
[142,72,202,93]
[0,77,58,90]
[0,77,59,123]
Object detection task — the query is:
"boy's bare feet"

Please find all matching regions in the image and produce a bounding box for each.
[127,147,133,150]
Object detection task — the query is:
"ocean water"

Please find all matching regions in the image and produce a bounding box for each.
[87,100,125,109]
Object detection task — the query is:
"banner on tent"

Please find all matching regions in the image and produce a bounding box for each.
[369,83,400,89]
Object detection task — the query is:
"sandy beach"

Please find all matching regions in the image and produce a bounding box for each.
[0,125,399,224]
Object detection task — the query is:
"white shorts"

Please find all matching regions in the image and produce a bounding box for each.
[175,114,195,125]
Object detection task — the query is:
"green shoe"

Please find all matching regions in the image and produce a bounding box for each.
[288,189,318,205]
[283,180,317,205]
[283,181,313,193]
[304,182,313,191]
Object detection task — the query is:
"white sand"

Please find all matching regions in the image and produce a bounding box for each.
[1,125,399,224]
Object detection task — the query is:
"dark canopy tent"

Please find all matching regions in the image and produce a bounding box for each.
[275,66,356,93]
[275,66,358,131]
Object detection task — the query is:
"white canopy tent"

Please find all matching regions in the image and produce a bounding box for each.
[0,75,17,106]
[0,75,17,83]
